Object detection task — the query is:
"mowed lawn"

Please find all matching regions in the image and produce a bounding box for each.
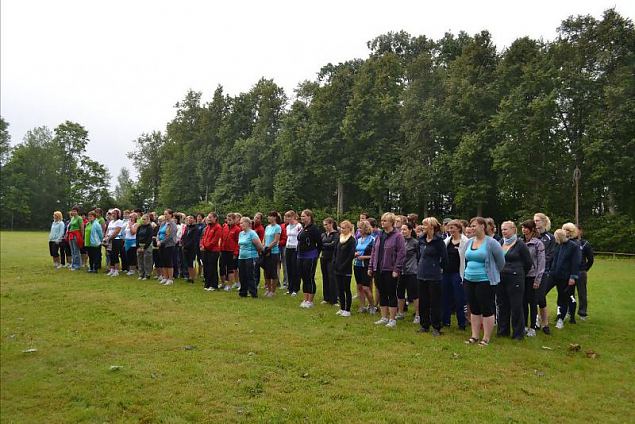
[1,232,634,423]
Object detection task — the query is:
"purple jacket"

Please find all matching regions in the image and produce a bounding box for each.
[369,229,406,276]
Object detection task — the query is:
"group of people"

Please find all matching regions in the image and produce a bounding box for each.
[49,207,594,345]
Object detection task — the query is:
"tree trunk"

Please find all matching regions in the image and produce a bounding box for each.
[337,179,344,219]
[476,202,483,217]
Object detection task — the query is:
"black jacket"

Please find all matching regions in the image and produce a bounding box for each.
[550,240,581,281]
[334,235,356,276]
[297,223,323,254]
[539,231,556,268]
[136,224,153,249]
[321,230,339,260]
[181,224,201,252]
[417,233,448,281]
[500,239,533,279]
[579,239,594,271]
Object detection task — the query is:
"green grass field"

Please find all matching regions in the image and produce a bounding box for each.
[1,231,634,423]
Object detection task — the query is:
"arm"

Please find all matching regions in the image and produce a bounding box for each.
[314,227,323,253]
[439,239,448,272]
[520,243,533,276]
[251,233,263,253]
[569,243,581,284]
[393,235,406,277]
[534,241,545,288]
[368,238,378,275]
[490,238,506,272]
[584,242,594,271]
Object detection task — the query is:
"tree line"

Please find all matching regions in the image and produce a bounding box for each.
[1,9,633,251]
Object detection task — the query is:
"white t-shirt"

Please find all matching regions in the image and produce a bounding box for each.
[286,223,301,248]
[123,221,137,240]
[107,219,125,239]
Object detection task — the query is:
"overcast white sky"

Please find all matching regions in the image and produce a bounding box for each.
[2,0,633,185]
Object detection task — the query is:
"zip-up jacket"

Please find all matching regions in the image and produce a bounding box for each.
[524,237,545,283]
[550,239,581,281]
[402,237,419,275]
[416,233,448,281]
[200,222,222,252]
[370,229,406,276]
[321,230,339,260]
[334,235,356,276]
[182,224,201,252]
[297,223,323,254]
[136,223,153,249]
[500,239,533,279]
[538,231,556,269]
[579,239,594,271]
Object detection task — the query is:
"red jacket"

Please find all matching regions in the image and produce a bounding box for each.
[230,225,240,256]
[221,223,239,255]
[279,223,287,248]
[200,223,222,252]
[253,223,265,241]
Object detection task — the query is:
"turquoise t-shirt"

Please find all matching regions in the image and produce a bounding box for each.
[464,240,489,282]
[238,229,260,259]
[354,235,375,267]
[264,224,282,254]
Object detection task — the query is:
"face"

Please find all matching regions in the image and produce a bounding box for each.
[70,210,77,217]
[196,215,203,223]
[521,226,531,237]
[534,215,544,232]
[254,214,262,224]
[187,216,195,225]
[415,225,424,237]
[226,216,233,225]
[208,214,216,224]
[381,217,393,231]
[142,216,150,224]
[240,220,249,231]
[359,214,367,222]
[465,226,474,238]
[447,224,458,236]
[501,223,515,238]
[395,217,403,228]
[401,224,410,238]
[284,214,291,224]
[300,213,310,226]
[422,221,432,235]
[470,221,485,237]
[268,215,276,225]
[88,215,95,222]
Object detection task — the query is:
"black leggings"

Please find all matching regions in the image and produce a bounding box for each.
[554,277,574,320]
[125,245,137,267]
[376,271,398,308]
[110,239,124,267]
[336,274,352,312]
[524,276,539,329]
[299,257,318,294]
[86,246,102,271]
[285,248,299,293]
[202,250,220,289]
[418,279,442,330]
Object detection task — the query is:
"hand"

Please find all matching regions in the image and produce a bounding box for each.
[354,252,360,257]
[568,278,576,286]
[392,271,399,279]
[533,281,540,289]
[367,270,373,278]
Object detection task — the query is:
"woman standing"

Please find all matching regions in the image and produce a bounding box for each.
[67,206,85,271]
[442,220,468,330]
[136,214,154,280]
[534,212,555,334]
[354,220,376,313]
[369,213,406,328]
[123,212,138,276]
[574,226,594,321]
[320,217,339,305]
[463,217,506,346]
[551,229,581,329]
[397,223,419,323]
[416,217,448,336]
[284,211,301,296]
[334,220,356,317]
[104,208,125,277]
[497,221,533,340]
[237,216,263,298]
[49,211,66,268]
[181,215,202,284]
[200,213,222,291]
[157,209,178,285]
[263,211,282,297]
[84,211,104,272]
[297,209,323,308]
[520,220,545,336]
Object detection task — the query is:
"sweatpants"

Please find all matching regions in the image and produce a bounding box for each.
[86,246,101,271]
[554,277,575,320]
[497,273,526,339]
[137,248,154,278]
[418,279,442,330]
[238,258,258,297]
[376,271,398,308]
[285,248,299,293]
[572,270,588,317]
[202,250,220,289]
[524,276,539,329]
[320,256,338,304]
[336,274,352,312]
[299,257,318,294]
[442,272,466,328]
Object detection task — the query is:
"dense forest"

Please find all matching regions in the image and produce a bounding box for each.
[1,9,633,251]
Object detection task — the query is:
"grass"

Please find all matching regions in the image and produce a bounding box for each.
[1,231,634,423]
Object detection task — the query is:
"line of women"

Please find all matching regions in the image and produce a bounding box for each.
[49,207,593,344]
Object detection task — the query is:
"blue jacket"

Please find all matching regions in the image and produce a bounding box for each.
[416,233,448,281]
[88,221,104,247]
[465,236,506,285]
[550,240,581,281]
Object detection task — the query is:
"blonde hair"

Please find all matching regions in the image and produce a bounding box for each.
[240,216,252,227]
[158,215,165,222]
[381,212,396,225]
[357,220,372,235]
[534,213,551,231]
[447,219,464,233]
[339,220,354,232]
[562,222,579,238]
[422,217,441,234]
[554,229,568,244]
[501,220,517,231]
[53,211,63,221]
[284,210,297,219]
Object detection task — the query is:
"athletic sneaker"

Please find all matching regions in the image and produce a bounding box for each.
[413,315,420,324]
[374,317,389,325]
[336,309,343,315]
[126,271,135,276]
[352,294,358,300]
[431,328,441,337]
[320,300,328,304]
[368,306,378,315]
[305,302,314,308]
[232,283,240,289]
[385,319,397,328]
[536,314,542,328]
[291,292,297,297]
[110,271,119,277]
[107,269,114,276]
[579,316,587,321]
[395,312,405,320]
[164,279,174,286]
[141,277,147,281]
[340,310,351,317]
[224,286,231,292]
[300,300,308,308]
[555,319,564,329]
[526,328,536,337]
[160,278,167,284]
[358,306,368,313]
[138,276,143,280]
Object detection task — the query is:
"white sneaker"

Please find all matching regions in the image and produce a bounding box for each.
[341,310,351,317]
[368,306,378,315]
[358,306,368,313]
[164,279,173,286]
[527,328,537,337]
[110,271,119,277]
[336,309,343,316]
[556,319,564,329]
[291,292,297,297]
[300,301,308,308]
[305,302,314,308]
[385,319,397,328]
[159,278,167,284]
[413,315,420,324]
[107,269,114,276]
[224,286,231,292]
[374,317,389,325]
[141,277,147,281]
[126,271,135,276]
[138,276,143,280]
[231,283,240,289]
[320,300,328,304]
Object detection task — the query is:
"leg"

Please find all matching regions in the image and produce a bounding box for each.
[386,272,398,321]
[429,280,443,331]
[320,258,330,303]
[496,279,511,337]
[577,271,588,317]
[510,276,526,339]
[210,251,220,289]
[418,279,431,329]
[441,273,452,326]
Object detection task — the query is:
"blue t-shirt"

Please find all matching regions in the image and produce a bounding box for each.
[464,240,489,282]
[264,224,282,254]
[158,223,167,242]
[238,229,260,259]
[354,235,375,267]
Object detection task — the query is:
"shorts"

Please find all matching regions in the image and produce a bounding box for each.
[397,274,419,301]
[354,266,371,287]
[183,248,196,268]
[49,241,61,257]
[263,253,280,280]
[464,279,496,317]
[221,251,237,274]
[159,246,174,267]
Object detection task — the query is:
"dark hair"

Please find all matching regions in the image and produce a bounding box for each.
[268,211,282,225]
[360,212,369,219]
[470,217,487,231]
[196,213,205,219]
[485,217,496,234]
[71,205,81,213]
[521,219,537,239]
[95,208,103,215]
[367,217,378,229]
[164,208,174,217]
[323,217,336,228]
[133,208,143,214]
[403,222,416,238]
[407,213,419,226]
